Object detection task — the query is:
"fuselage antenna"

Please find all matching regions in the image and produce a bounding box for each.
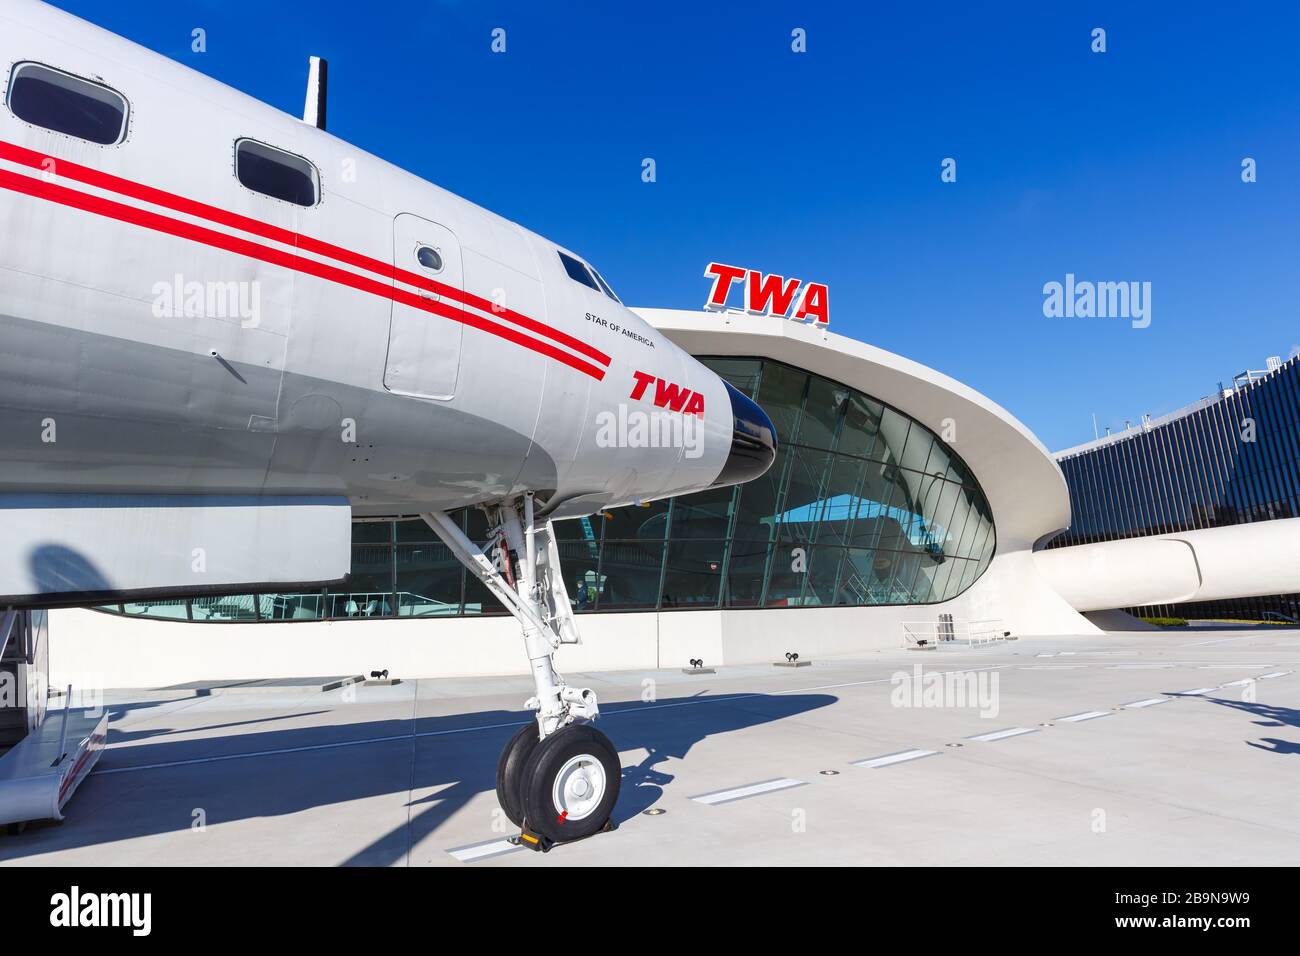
[302,56,328,131]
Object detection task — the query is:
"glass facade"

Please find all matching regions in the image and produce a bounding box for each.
[95,357,997,623]
[1050,355,1300,621]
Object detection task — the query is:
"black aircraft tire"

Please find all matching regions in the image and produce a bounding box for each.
[520,723,621,843]
[495,722,541,828]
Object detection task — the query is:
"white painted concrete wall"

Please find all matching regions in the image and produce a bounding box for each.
[48,550,1095,689]
[1033,516,1300,611]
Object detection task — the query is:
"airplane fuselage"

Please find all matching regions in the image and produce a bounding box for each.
[0,0,743,522]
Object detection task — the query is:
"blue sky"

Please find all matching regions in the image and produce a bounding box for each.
[46,0,1300,450]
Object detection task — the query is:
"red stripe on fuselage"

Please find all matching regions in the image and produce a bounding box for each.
[0,167,608,381]
[0,139,610,369]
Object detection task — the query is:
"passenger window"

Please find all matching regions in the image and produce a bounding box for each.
[416,246,443,271]
[6,62,128,145]
[235,139,319,207]
[559,251,601,292]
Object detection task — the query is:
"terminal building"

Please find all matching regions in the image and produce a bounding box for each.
[52,309,1087,687]
[1050,354,1300,622]
[50,313,1300,689]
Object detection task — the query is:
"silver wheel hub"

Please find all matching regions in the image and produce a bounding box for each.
[552,753,607,821]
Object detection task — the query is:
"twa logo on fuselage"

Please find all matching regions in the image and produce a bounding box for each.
[703,262,830,325]
[630,371,704,417]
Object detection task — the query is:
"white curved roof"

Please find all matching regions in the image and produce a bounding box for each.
[634,308,1070,552]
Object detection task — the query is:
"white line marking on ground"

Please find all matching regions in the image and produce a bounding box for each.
[1219,678,1256,687]
[690,777,807,805]
[1259,671,1294,680]
[106,655,1272,778]
[852,749,938,769]
[1108,664,1174,670]
[91,666,1012,776]
[94,731,423,774]
[605,693,760,715]
[1123,697,1172,709]
[1056,711,1111,722]
[1020,664,1087,670]
[446,839,523,863]
[1174,687,1218,696]
[94,695,762,775]
[771,665,1006,697]
[968,727,1037,742]
[1197,664,1270,670]
[1145,660,1300,666]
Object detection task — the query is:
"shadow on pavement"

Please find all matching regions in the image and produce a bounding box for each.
[0,691,836,866]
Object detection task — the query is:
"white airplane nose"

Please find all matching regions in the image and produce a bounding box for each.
[710,381,777,489]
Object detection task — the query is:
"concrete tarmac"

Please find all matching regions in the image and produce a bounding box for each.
[2,629,1298,866]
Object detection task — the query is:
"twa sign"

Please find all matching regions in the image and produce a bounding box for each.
[703,262,829,325]
[630,370,705,416]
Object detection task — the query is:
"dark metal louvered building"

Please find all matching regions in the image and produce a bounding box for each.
[1050,355,1300,622]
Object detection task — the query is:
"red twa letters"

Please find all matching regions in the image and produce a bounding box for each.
[703,261,830,324]
[630,370,705,417]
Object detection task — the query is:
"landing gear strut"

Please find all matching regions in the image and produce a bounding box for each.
[422,495,620,845]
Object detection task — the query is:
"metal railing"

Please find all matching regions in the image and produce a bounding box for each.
[901,617,1007,648]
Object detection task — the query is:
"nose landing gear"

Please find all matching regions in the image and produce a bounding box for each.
[423,496,621,849]
[496,721,621,848]
[520,722,620,842]
[495,723,541,829]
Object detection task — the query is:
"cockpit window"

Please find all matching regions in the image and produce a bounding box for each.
[559,251,620,302]
[558,251,600,292]
[590,266,620,303]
